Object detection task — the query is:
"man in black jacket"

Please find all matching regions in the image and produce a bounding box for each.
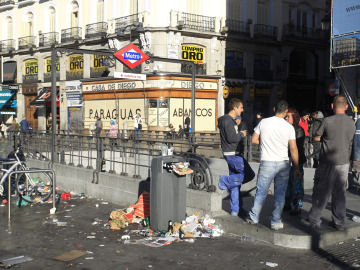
[218,99,255,217]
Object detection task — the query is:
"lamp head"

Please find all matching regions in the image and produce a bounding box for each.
[135,22,145,33]
[116,28,126,38]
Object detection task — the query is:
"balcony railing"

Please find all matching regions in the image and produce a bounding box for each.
[85,22,108,39]
[115,13,139,33]
[0,0,15,11]
[225,19,250,35]
[18,36,36,50]
[0,39,15,52]
[283,24,324,41]
[254,24,278,38]
[61,27,82,43]
[181,12,215,32]
[17,0,37,5]
[39,32,58,47]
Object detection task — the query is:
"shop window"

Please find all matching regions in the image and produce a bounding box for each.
[148,99,169,127]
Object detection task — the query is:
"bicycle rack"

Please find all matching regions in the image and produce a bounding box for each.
[7,169,56,224]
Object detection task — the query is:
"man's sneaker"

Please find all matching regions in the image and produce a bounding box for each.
[246,218,258,225]
[231,212,238,217]
[271,222,284,230]
[301,218,320,229]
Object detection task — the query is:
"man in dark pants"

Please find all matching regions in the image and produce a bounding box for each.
[302,95,355,230]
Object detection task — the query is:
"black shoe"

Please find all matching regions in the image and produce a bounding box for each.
[331,222,345,231]
[301,219,320,229]
[290,207,301,216]
[283,203,292,211]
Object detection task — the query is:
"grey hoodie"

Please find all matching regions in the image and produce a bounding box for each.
[218,114,244,155]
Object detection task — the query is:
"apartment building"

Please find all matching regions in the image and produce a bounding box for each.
[0,0,329,131]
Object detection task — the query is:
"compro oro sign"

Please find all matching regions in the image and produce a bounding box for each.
[181,45,205,64]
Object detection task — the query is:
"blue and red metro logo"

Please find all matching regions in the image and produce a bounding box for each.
[114,43,149,69]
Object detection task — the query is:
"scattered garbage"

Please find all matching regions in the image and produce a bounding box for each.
[353,216,360,223]
[50,207,56,214]
[0,256,33,267]
[53,250,88,262]
[61,192,71,201]
[121,235,130,240]
[265,262,278,267]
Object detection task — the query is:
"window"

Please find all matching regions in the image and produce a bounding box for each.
[257,0,268,25]
[49,7,56,32]
[71,1,79,28]
[24,12,34,36]
[229,0,241,20]
[97,0,104,22]
[7,17,13,40]
[130,0,137,15]
[186,0,203,14]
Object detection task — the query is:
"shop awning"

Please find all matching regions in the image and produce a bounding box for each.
[0,91,16,111]
[2,62,17,83]
[30,87,59,107]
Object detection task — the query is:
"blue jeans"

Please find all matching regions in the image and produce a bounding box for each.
[249,160,290,225]
[220,155,255,214]
[134,128,140,139]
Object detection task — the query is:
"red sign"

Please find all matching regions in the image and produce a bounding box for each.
[114,43,149,69]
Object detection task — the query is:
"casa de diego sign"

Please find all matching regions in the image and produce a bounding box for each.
[113,43,149,69]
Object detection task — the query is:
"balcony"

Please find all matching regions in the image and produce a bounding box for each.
[0,0,15,11]
[61,27,82,43]
[85,22,108,39]
[225,20,250,36]
[253,69,273,81]
[18,36,36,50]
[181,12,215,32]
[0,39,15,52]
[254,24,278,39]
[39,32,58,47]
[115,13,139,33]
[283,24,325,41]
[17,0,37,6]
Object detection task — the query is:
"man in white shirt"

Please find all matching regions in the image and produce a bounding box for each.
[247,100,301,230]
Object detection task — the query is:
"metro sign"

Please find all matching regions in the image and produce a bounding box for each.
[114,43,149,69]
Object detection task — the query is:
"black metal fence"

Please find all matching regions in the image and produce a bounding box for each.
[181,12,216,32]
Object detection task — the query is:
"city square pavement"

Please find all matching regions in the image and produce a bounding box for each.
[0,192,360,270]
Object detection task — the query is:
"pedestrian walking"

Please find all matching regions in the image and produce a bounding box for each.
[95,117,102,137]
[301,95,355,230]
[46,113,53,132]
[284,108,306,216]
[184,113,190,139]
[247,100,301,230]
[218,98,255,217]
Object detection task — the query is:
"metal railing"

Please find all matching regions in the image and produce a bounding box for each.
[0,39,15,52]
[254,24,278,38]
[181,12,215,32]
[39,32,58,47]
[114,13,139,33]
[18,36,36,50]
[61,27,82,43]
[226,19,250,34]
[11,130,220,192]
[283,24,323,40]
[85,22,108,39]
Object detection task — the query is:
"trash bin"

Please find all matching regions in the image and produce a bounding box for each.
[150,156,189,231]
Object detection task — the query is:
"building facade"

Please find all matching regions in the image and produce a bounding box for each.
[0,0,330,132]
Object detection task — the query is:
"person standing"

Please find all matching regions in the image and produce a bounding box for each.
[310,111,324,168]
[20,117,30,131]
[247,100,301,230]
[299,111,310,136]
[95,117,102,137]
[184,113,190,139]
[284,108,306,215]
[302,96,355,230]
[0,121,5,139]
[218,98,255,217]
[133,113,142,139]
[108,120,118,148]
[46,113,53,132]
[254,112,263,127]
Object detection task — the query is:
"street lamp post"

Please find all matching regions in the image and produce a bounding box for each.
[116,22,145,42]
